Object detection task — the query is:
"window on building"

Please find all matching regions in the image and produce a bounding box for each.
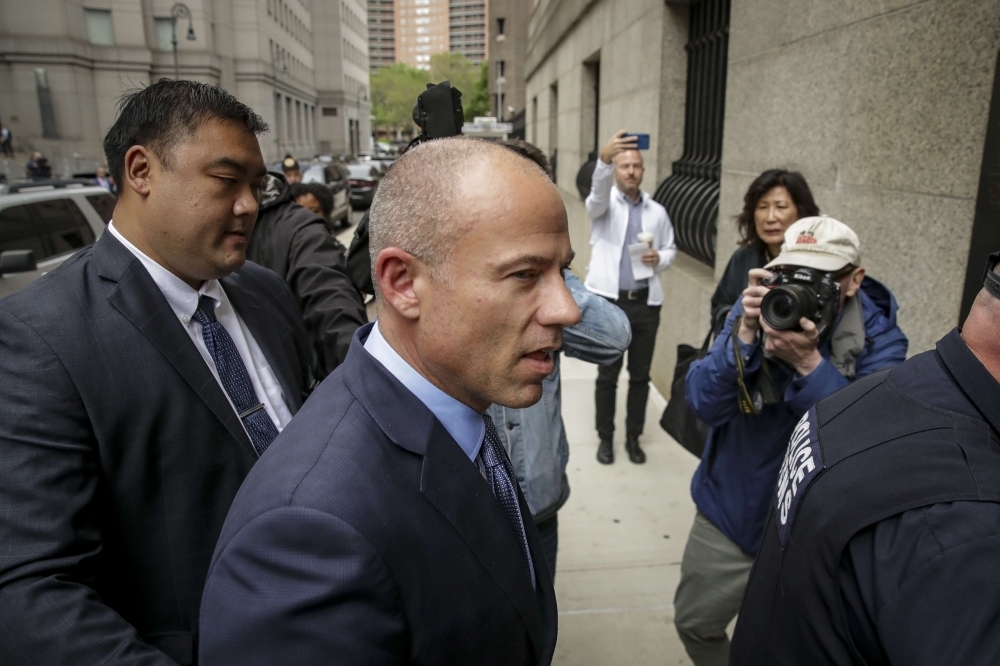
[497,60,505,78]
[85,9,115,46]
[531,96,538,144]
[582,56,600,155]
[497,17,505,35]
[154,18,173,51]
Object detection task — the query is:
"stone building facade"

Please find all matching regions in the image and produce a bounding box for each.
[0,0,370,168]
[448,0,487,64]
[368,0,396,70]
[525,0,1000,397]
[314,0,372,156]
[487,0,527,121]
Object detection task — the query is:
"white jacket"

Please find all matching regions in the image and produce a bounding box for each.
[583,159,677,306]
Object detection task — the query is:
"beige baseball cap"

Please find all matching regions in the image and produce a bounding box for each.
[764,216,861,272]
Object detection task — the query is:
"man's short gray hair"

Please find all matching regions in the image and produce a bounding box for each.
[368,137,547,299]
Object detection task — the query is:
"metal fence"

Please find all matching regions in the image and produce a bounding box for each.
[653,0,731,266]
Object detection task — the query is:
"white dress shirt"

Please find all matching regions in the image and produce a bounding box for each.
[364,321,485,461]
[108,221,293,434]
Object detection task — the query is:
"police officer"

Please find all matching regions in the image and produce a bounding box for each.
[730,251,1000,665]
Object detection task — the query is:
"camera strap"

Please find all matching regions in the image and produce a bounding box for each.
[733,317,760,415]
[734,317,789,415]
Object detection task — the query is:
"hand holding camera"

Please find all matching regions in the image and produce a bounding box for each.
[761,318,823,376]
[737,268,773,344]
[738,267,824,376]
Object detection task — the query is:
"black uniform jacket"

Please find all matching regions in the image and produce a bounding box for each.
[731,328,1000,665]
[248,174,367,377]
[0,232,313,665]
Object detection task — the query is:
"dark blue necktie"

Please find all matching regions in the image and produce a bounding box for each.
[479,413,536,589]
[191,295,278,456]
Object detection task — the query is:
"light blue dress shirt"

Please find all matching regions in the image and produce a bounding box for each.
[364,321,485,461]
[618,194,649,291]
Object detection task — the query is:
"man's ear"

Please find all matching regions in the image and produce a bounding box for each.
[123,145,154,197]
[375,247,423,321]
[844,266,866,299]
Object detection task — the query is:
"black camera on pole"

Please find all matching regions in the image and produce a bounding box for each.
[760,267,842,338]
[412,80,465,140]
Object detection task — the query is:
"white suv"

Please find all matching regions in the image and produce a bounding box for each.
[0,182,114,298]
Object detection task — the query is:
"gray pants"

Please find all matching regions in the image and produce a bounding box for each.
[673,511,755,666]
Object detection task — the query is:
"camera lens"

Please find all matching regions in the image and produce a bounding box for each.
[761,285,815,330]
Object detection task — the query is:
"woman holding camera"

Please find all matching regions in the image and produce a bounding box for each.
[673,217,908,666]
[710,170,820,333]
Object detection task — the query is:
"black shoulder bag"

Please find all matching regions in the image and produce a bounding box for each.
[659,327,714,458]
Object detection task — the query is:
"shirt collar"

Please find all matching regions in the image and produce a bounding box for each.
[937,328,1000,437]
[108,220,224,320]
[363,321,485,461]
[615,186,645,207]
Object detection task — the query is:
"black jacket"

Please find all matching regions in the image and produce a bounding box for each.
[346,209,374,296]
[731,330,1000,665]
[248,174,367,377]
[0,232,313,665]
[709,244,768,333]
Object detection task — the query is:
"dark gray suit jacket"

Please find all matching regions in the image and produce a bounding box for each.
[0,232,313,665]
[199,324,559,666]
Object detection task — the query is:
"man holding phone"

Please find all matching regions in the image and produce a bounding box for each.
[584,130,676,464]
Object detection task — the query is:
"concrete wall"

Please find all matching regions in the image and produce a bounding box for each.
[526,0,709,399]
[717,0,1000,355]
[527,0,1000,408]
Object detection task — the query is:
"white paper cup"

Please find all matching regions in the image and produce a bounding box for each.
[636,232,654,248]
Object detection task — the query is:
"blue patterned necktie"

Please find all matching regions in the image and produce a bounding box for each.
[191,295,279,456]
[479,413,536,589]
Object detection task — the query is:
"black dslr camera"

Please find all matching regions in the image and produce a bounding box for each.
[412,80,465,140]
[760,267,842,339]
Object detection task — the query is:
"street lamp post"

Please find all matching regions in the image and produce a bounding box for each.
[497,75,503,121]
[170,3,196,81]
[356,83,368,156]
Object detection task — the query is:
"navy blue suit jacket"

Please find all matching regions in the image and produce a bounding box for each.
[199,324,558,665]
[0,232,313,665]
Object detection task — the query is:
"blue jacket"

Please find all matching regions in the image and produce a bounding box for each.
[489,272,631,522]
[686,277,908,555]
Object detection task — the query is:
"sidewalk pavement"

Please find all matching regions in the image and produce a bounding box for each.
[554,355,700,665]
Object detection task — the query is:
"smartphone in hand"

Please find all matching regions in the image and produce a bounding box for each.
[626,133,650,150]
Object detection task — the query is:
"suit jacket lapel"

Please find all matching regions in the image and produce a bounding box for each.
[421,427,542,655]
[341,329,541,655]
[222,273,302,413]
[94,233,259,460]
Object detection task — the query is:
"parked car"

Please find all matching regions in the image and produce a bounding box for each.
[0,182,114,297]
[301,163,352,226]
[346,163,384,209]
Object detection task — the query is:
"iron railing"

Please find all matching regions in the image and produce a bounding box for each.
[653,0,731,266]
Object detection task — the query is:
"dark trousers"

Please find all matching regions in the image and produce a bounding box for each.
[596,298,661,441]
[535,514,559,581]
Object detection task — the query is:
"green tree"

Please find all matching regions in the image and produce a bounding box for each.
[428,52,477,120]
[371,54,492,132]
[371,63,430,131]
[466,59,490,120]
